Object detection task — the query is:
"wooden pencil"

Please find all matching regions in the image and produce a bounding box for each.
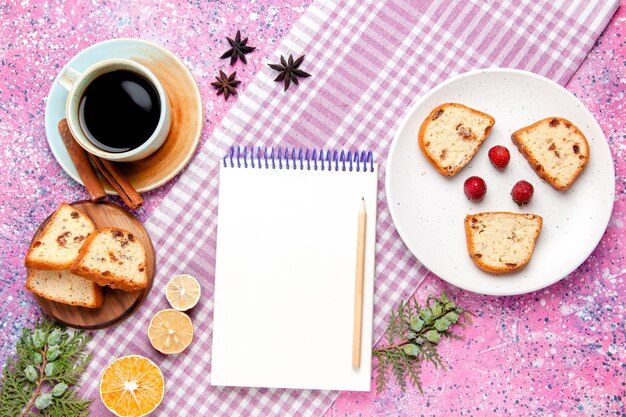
[352,197,367,369]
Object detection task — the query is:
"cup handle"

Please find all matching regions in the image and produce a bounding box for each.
[58,67,81,91]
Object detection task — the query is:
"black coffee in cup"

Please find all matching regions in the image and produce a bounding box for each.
[79,70,161,153]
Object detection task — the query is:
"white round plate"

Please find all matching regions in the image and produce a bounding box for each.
[44,38,203,193]
[386,68,615,296]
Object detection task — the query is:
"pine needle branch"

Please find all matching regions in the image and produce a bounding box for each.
[0,317,93,417]
[372,292,474,394]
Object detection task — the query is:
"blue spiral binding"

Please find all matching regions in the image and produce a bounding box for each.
[223,146,374,172]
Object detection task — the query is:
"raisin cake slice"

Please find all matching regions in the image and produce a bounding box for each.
[25,203,95,270]
[511,117,589,190]
[71,227,148,291]
[464,212,543,273]
[419,103,495,176]
[26,269,103,308]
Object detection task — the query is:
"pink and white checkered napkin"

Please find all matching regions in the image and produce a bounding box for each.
[82,1,618,415]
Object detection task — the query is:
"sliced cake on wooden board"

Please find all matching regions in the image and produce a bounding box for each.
[464,212,543,274]
[71,227,148,291]
[511,117,589,190]
[25,203,95,270]
[25,269,103,309]
[419,103,495,176]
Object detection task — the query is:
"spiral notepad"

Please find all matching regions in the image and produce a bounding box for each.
[211,146,378,391]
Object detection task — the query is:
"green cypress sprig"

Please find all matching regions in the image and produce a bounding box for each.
[0,317,92,417]
[373,292,474,394]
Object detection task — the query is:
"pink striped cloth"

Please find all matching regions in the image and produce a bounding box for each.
[83,1,618,415]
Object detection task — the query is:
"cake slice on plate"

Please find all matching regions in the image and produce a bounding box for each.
[418,103,495,176]
[25,203,95,270]
[464,212,543,273]
[511,117,589,190]
[71,227,148,291]
[25,269,103,308]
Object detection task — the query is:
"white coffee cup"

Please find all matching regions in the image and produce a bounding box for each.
[58,58,171,162]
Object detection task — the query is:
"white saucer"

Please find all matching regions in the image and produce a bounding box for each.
[45,38,203,193]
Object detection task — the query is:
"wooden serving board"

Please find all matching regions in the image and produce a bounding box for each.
[28,201,155,329]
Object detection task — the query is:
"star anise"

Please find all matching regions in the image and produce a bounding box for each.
[268,54,311,91]
[211,70,241,100]
[220,30,256,65]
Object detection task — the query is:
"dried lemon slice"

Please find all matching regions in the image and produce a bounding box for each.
[148,309,194,354]
[100,355,164,417]
[165,274,201,311]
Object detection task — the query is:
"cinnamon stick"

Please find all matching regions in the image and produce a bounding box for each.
[58,119,107,202]
[90,156,144,210]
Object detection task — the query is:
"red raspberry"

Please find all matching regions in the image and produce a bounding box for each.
[488,145,510,170]
[464,176,487,202]
[511,180,534,205]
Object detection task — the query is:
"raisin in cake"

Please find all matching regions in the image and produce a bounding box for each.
[464,212,543,273]
[71,227,148,291]
[511,117,589,190]
[419,103,495,176]
[25,203,95,270]
[26,269,103,308]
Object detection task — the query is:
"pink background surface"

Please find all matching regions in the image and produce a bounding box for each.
[0,1,624,416]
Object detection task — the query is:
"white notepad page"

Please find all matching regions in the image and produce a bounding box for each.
[211,156,378,391]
